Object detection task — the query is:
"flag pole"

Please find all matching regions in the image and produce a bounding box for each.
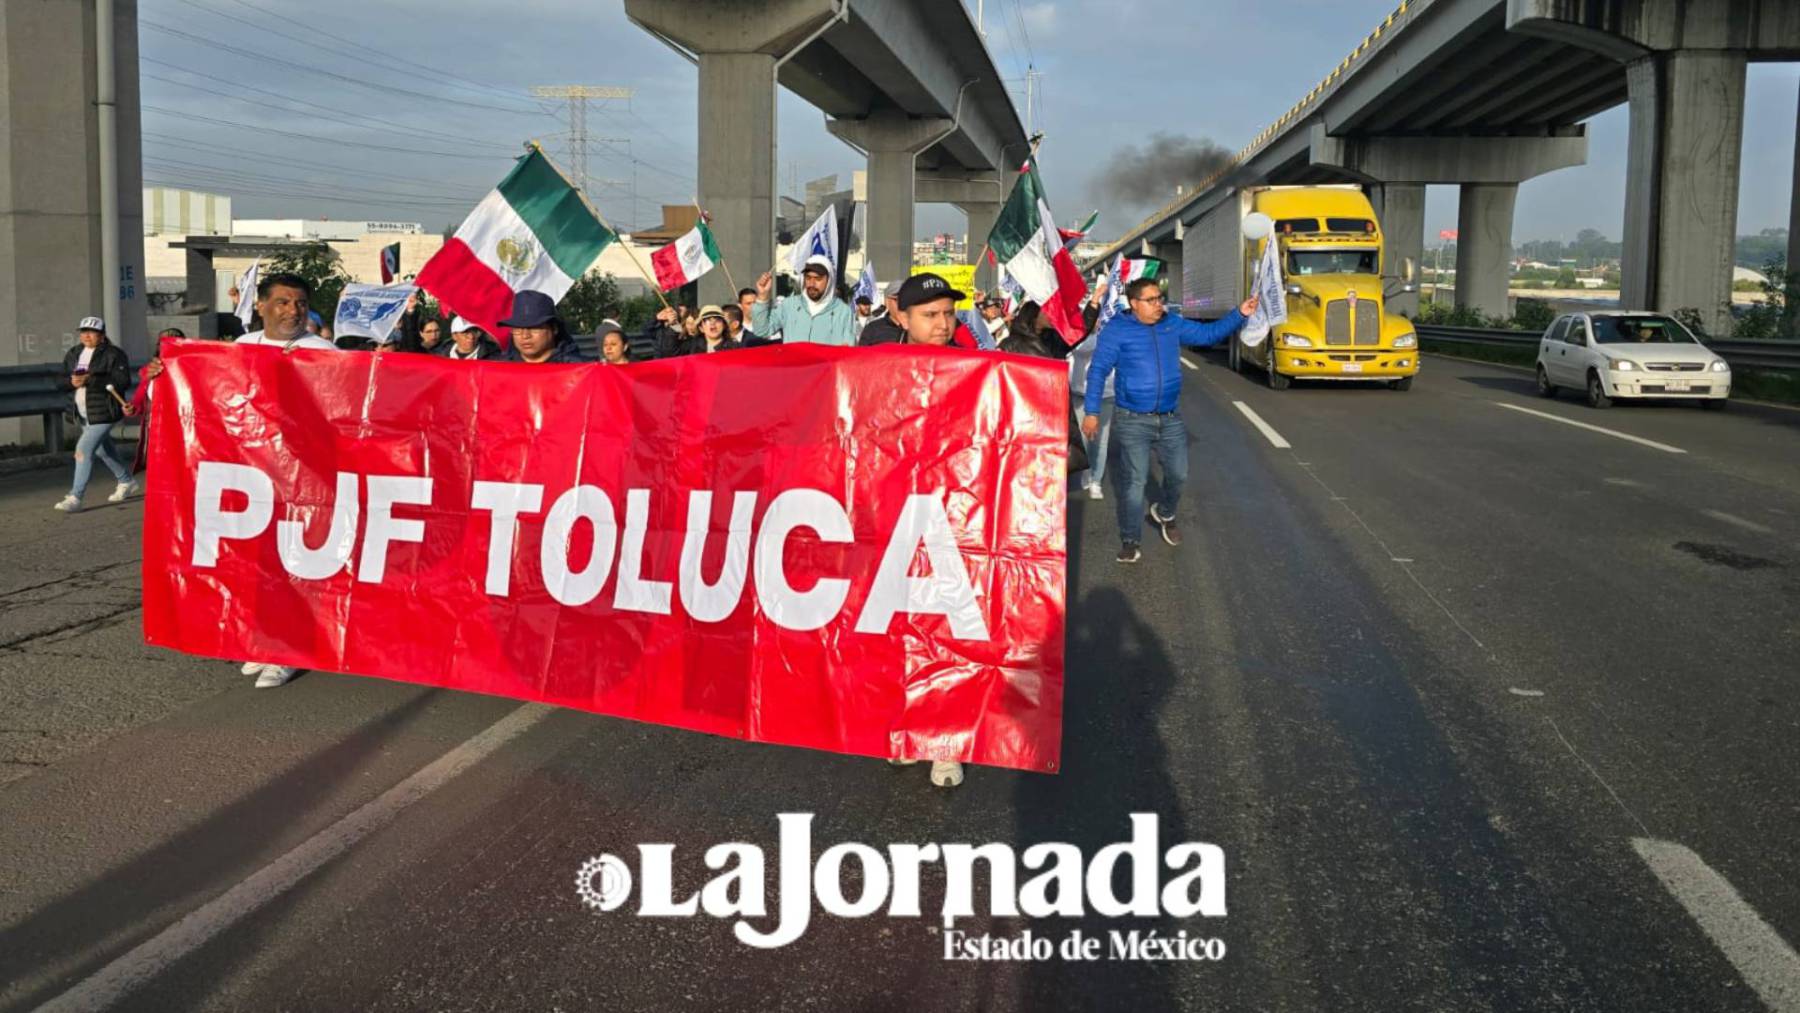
[693,197,738,295]
[528,141,672,311]
[971,133,1045,288]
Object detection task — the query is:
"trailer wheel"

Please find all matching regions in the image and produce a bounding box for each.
[1268,365,1291,390]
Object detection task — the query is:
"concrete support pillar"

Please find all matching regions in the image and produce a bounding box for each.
[958,201,1000,291]
[0,0,147,446]
[1620,50,1747,335]
[626,0,839,306]
[827,112,951,289]
[1377,183,1426,318]
[1454,183,1517,319]
[696,53,778,307]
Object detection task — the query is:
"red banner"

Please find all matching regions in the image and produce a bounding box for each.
[141,341,1067,772]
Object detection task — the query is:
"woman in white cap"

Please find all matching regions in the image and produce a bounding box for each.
[437,316,500,360]
[54,316,136,512]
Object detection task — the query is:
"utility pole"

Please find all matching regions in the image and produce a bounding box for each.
[532,85,633,201]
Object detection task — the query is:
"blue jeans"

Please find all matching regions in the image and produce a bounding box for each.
[1073,394,1113,487]
[70,421,131,499]
[1110,409,1188,545]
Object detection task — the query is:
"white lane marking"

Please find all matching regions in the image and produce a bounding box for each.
[1632,838,1800,1012]
[1179,355,1198,371]
[1508,688,1545,698]
[38,703,554,1013]
[1703,509,1775,536]
[1232,401,1291,449]
[1494,402,1687,455]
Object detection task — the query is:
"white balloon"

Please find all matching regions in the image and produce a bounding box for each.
[1241,212,1274,241]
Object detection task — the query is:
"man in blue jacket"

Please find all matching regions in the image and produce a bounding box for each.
[1083,278,1256,563]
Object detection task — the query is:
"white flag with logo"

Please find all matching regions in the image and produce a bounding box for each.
[1240,236,1287,348]
[787,204,839,278]
[333,282,417,342]
[234,258,260,329]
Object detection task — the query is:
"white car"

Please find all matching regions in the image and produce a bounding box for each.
[1534,312,1730,410]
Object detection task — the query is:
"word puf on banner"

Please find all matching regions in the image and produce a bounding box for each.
[141,341,1068,772]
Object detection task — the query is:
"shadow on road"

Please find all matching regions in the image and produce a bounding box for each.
[1012,573,1188,1008]
[0,688,444,1012]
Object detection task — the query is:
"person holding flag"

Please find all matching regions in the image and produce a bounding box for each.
[1082,278,1257,563]
[751,255,857,346]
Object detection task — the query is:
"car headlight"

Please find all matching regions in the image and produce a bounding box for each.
[1710,360,1730,373]
[1281,333,1313,348]
[1392,333,1417,349]
[1608,359,1637,372]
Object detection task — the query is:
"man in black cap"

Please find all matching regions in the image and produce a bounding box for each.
[497,290,589,363]
[890,273,967,347]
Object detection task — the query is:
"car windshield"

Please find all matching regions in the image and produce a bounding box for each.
[1592,315,1697,345]
[1287,249,1378,275]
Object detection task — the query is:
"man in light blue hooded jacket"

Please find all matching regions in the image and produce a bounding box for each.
[750,254,859,346]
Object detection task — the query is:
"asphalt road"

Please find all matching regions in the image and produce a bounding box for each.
[1,352,1796,1012]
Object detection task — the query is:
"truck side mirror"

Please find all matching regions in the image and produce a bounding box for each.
[1401,257,1416,283]
[1285,283,1303,296]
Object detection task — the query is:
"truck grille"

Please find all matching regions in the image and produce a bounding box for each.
[1325,300,1350,345]
[1355,299,1380,345]
[1324,298,1382,345]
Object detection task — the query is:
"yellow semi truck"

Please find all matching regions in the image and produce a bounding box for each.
[1182,185,1420,390]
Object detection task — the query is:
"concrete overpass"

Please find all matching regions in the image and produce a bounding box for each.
[625,0,1030,304]
[1095,0,1800,335]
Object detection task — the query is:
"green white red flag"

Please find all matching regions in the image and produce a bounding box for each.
[986,161,1089,345]
[414,147,616,341]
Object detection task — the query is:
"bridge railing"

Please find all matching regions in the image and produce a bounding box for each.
[1417,325,1800,371]
[1,362,142,452]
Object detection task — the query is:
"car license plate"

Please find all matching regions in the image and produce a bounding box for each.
[1340,363,1363,373]
[1664,379,1690,392]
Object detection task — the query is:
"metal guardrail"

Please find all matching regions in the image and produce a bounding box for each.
[1,362,141,451]
[1416,326,1800,372]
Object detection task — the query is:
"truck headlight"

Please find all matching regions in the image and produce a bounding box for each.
[1710,360,1730,373]
[1392,333,1416,349]
[1281,333,1313,348]
[1609,359,1637,372]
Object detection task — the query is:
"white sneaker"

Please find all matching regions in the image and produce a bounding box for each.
[240,661,266,676]
[253,666,299,689]
[108,480,139,503]
[929,760,964,788]
[1086,482,1104,500]
[53,495,81,513]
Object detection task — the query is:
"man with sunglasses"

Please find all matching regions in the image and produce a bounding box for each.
[1082,279,1257,563]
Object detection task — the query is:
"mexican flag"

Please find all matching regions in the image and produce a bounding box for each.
[415,147,615,342]
[1058,209,1099,250]
[649,219,720,292]
[987,161,1089,345]
[1120,256,1163,283]
[379,242,401,284]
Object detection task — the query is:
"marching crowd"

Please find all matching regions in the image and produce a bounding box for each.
[55,253,1256,789]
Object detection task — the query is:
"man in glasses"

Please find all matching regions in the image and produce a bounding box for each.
[1081,279,1256,563]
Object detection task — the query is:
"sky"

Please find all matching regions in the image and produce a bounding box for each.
[138,0,1798,248]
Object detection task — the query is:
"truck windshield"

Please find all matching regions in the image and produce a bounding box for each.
[1591,315,1698,345]
[1287,249,1378,275]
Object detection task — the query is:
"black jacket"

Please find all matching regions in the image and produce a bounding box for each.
[857,314,904,347]
[658,327,744,357]
[433,335,503,360]
[62,340,131,425]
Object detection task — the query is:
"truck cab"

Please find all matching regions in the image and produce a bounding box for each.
[1227,187,1420,390]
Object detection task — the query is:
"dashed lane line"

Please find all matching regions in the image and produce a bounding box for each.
[1232,401,1292,449]
[1494,402,1687,455]
[36,703,555,1013]
[1632,838,1800,1012]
